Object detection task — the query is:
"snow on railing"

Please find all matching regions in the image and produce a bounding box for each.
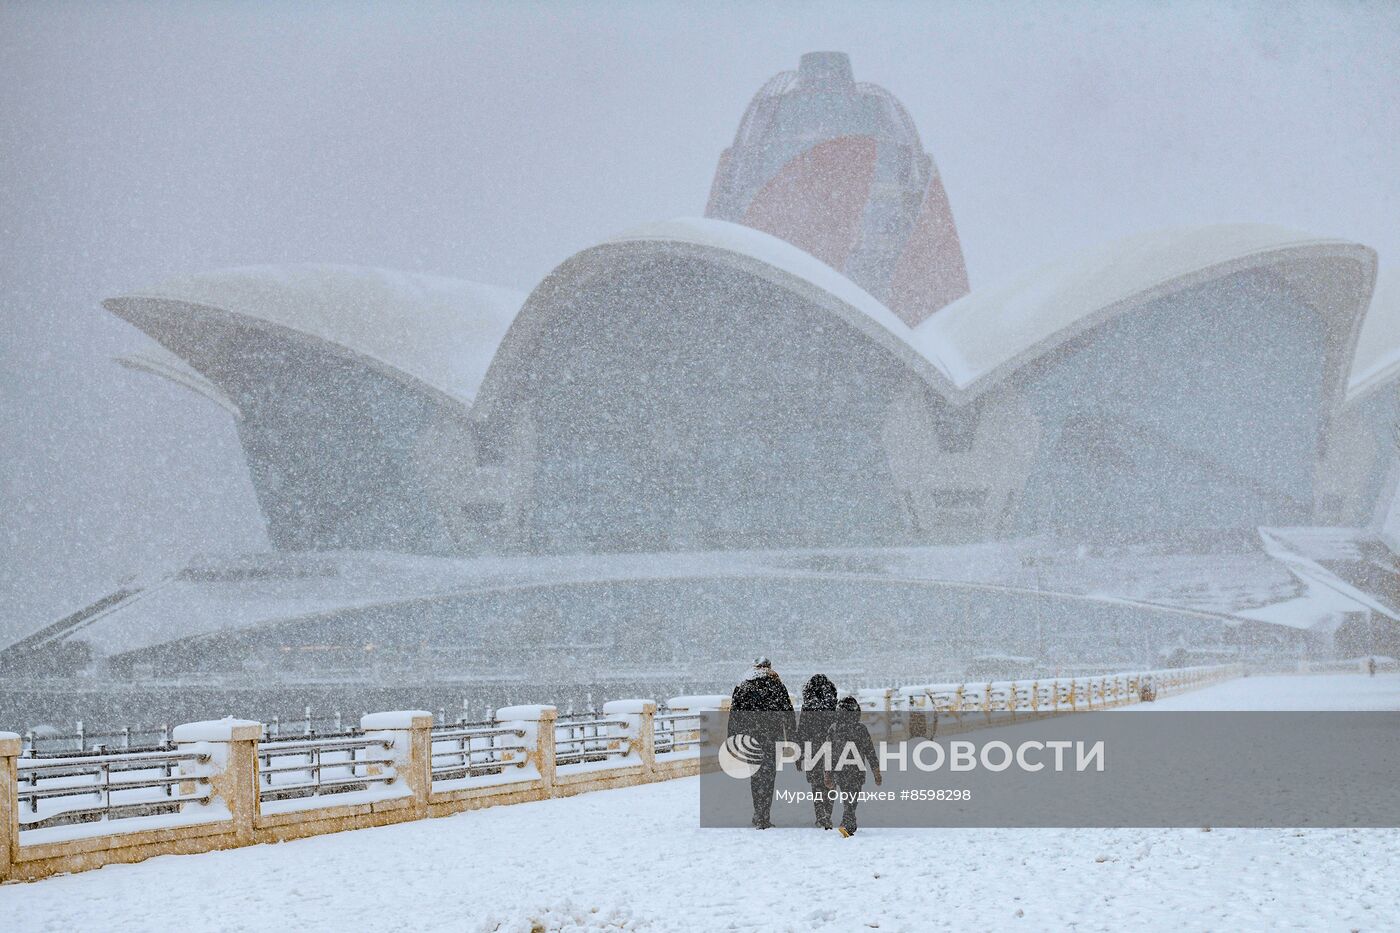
[430,722,528,784]
[553,714,631,768]
[652,710,707,754]
[22,704,411,756]
[0,663,1244,883]
[897,664,1235,713]
[14,667,1234,759]
[257,734,397,805]
[16,747,212,830]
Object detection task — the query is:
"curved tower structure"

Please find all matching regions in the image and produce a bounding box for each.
[705,51,970,325]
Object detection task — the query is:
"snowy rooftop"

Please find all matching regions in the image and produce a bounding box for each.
[105,264,524,405]
[602,217,961,385]
[105,220,1376,417]
[585,217,1375,404]
[915,223,1375,399]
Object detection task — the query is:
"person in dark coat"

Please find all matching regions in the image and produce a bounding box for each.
[728,656,796,829]
[795,673,838,829]
[824,695,881,837]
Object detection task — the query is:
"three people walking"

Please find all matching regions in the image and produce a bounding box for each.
[730,659,881,835]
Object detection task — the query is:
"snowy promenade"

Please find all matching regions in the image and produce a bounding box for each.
[5,674,1398,932]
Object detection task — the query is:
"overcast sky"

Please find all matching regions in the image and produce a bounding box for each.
[2,0,1398,641]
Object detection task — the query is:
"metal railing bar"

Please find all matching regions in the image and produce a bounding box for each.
[19,750,209,769]
[258,760,391,777]
[19,798,211,827]
[430,727,526,740]
[431,762,527,780]
[431,743,519,757]
[20,776,209,802]
[259,738,392,754]
[553,719,629,729]
[258,773,394,796]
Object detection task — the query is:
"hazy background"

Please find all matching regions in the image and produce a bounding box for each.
[3,0,1398,644]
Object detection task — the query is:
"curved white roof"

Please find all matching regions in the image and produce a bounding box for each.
[105,264,524,405]
[1347,265,1400,405]
[115,343,242,419]
[472,217,962,419]
[912,223,1376,398]
[482,217,1375,415]
[608,217,961,384]
[113,224,1374,427]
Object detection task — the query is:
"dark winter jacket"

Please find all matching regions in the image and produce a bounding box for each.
[795,674,838,783]
[728,669,796,743]
[825,697,879,787]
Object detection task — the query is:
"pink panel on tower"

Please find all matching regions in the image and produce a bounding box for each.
[887,174,970,327]
[740,135,878,272]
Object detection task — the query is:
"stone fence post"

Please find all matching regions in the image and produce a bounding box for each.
[603,699,656,775]
[172,718,262,845]
[360,710,434,816]
[495,705,557,795]
[1,731,19,882]
[666,695,731,713]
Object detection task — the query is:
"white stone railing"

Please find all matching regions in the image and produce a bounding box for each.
[0,663,1241,883]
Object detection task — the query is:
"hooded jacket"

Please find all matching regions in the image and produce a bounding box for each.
[795,674,838,782]
[825,696,878,785]
[728,666,796,743]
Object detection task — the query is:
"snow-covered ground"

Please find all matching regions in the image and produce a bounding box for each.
[5,673,1398,932]
[1138,671,1400,711]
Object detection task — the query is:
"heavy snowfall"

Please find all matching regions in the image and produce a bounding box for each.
[3,3,1399,931]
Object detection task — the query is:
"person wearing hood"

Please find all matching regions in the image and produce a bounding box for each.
[728,656,796,829]
[824,695,881,837]
[795,673,838,829]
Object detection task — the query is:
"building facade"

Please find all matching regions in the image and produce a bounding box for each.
[7,51,1394,675]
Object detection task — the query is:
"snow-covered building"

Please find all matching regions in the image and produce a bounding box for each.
[101,218,1376,560]
[470,219,1373,552]
[1323,268,1400,528]
[7,50,1395,676]
[104,265,523,554]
